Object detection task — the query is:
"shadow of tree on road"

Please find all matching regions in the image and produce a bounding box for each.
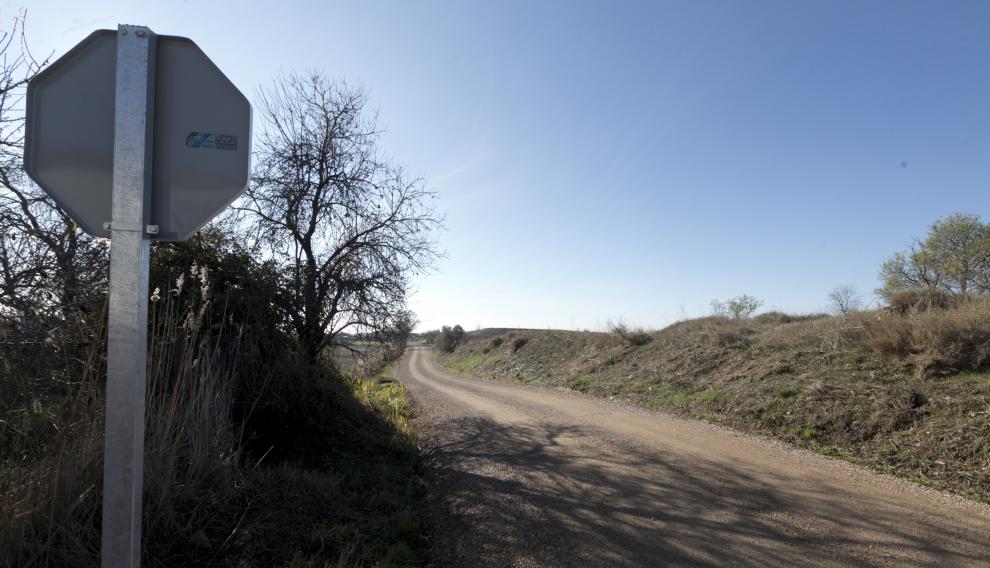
[418,415,988,568]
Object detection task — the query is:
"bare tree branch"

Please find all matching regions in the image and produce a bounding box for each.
[236,72,442,362]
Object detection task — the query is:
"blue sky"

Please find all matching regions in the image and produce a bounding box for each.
[10,0,990,330]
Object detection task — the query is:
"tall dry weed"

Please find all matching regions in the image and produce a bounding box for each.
[863,296,990,377]
[0,264,245,567]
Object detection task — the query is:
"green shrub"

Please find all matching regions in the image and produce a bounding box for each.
[695,387,728,405]
[776,387,800,399]
[433,324,465,353]
[711,295,763,319]
[569,375,594,392]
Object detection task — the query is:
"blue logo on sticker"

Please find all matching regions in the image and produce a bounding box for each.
[185,132,237,150]
[185,132,213,148]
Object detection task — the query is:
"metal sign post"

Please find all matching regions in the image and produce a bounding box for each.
[102,24,155,568]
[23,23,251,567]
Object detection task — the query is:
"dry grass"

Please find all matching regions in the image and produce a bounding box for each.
[440,306,990,501]
[885,288,958,315]
[608,321,653,346]
[862,295,990,377]
[0,267,245,567]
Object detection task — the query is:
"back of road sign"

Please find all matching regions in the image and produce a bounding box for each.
[24,30,251,240]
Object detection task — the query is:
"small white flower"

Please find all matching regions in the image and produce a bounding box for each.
[174,272,186,294]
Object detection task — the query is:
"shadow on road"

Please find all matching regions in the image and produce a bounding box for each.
[419,414,986,567]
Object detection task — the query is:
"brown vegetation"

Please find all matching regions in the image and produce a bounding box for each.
[439,302,990,501]
[863,295,990,378]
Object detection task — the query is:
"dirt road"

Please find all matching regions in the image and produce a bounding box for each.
[398,347,990,567]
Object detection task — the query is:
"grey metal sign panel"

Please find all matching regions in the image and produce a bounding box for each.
[24,30,116,237]
[24,30,251,240]
[150,37,251,240]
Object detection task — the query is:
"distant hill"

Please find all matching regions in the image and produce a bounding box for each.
[466,327,568,340]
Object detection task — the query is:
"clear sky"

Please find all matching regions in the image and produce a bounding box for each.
[9,0,990,331]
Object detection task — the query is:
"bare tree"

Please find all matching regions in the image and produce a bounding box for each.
[237,72,442,362]
[827,284,862,315]
[0,13,107,323]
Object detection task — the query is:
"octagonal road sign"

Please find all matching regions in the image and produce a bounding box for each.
[24,29,251,240]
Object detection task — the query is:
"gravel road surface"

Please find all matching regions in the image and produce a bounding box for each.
[398,347,990,567]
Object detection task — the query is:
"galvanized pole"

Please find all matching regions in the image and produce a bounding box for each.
[101,24,155,568]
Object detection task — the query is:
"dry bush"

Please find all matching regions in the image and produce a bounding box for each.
[0,362,105,565]
[510,337,528,353]
[817,319,868,351]
[345,343,402,379]
[0,305,109,565]
[864,296,990,376]
[757,314,865,352]
[753,311,828,325]
[691,317,756,347]
[482,336,504,354]
[659,316,749,346]
[608,321,653,346]
[886,288,957,315]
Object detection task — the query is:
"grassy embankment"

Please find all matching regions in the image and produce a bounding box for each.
[439,300,990,502]
[0,274,423,567]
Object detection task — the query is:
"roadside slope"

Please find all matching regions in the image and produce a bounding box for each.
[439,316,990,502]
[401,347,990,567]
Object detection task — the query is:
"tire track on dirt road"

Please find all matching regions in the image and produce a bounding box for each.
[399,347,990,567]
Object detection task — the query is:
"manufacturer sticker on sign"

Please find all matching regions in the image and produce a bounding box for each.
[185,131,239,150]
